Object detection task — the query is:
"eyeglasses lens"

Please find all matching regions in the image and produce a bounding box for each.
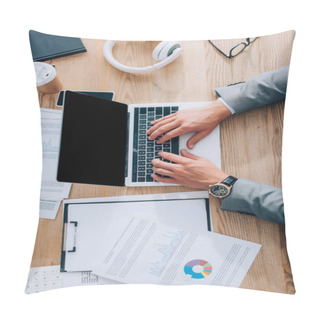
[230,43,246,57]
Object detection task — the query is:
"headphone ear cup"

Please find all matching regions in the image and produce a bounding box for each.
[152,41,181,60]
[152,41,169,60]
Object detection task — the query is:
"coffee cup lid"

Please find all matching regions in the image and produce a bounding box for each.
[34,62,56,87]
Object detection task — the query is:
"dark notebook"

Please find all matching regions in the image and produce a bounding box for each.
[29,30,87,61]
[57,91,128,186]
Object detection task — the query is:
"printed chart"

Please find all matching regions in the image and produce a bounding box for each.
[184,259,212,279]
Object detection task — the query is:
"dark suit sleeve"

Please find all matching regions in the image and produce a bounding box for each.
[221,178,285,224]
[215,66,289,114]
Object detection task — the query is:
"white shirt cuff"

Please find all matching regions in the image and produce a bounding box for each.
[218,97,236,114]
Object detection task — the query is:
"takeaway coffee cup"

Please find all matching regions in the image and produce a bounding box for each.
[34,62,63,94]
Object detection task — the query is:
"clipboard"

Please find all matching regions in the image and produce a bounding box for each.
[60,192,212,272]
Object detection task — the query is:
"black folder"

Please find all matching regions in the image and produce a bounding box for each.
[57,91,128,186]
[29,30,87,61]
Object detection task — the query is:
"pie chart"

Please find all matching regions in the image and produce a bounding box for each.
[184,259,212,279]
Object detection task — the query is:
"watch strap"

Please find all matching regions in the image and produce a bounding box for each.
[221,175,238,187]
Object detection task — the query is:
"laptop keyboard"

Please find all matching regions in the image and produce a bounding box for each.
[132,106,179,183]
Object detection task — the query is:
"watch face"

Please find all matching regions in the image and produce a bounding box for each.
[210,184,229,197]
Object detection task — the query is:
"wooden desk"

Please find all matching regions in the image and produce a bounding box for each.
[31,31,295,294]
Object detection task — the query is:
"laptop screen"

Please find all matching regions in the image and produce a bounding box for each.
[57,91,128,186]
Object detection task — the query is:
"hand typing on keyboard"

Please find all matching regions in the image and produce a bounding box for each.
[146,100,231,149]
[151,149,228,189]
[132,106,179,183]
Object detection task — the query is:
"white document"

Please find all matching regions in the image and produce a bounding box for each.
[39,199,61,219]
[25,265,63,294]
[62,270,120,288]
[25,265,118,294]
[92,217,261,287]
[40,108,71,200]
[38,109,71,219]
[62,192,211,272]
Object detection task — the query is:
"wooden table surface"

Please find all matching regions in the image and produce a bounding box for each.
[31,30,295,294]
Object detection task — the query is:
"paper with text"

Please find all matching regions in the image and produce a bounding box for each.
[39,199,61,219]
[63,193,211,272]
[39,108,71,219]
[92,217,261,287]
[25,265,118,294]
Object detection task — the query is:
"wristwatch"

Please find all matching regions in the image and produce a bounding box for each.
[209,176,238,198]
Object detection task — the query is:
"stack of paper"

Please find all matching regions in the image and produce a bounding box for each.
[26,192,262,292]
[91,216,261,287]
[39,108,71,219]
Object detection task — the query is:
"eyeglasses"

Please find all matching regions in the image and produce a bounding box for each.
[208,37,258,58]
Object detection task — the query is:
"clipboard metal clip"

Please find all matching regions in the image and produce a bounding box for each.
[63,221,78,253]
[68,221,78,252]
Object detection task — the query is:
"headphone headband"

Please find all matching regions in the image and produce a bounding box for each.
[103,40,182,74]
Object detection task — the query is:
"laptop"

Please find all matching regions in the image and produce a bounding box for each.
[57,91,220,187]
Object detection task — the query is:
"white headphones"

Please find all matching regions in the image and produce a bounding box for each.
[103,40,182,74]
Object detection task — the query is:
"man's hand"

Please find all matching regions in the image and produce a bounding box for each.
[151,149,228,189]
[146,100,231,149]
